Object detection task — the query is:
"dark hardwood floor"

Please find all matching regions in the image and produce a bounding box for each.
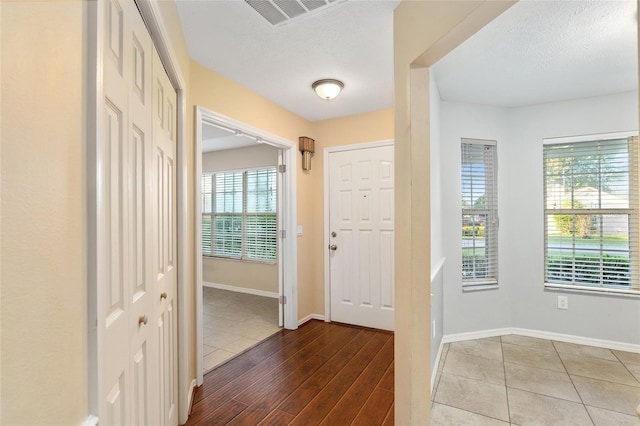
[185,320,394,425]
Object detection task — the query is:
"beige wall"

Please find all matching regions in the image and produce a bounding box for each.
[393,1,514,424]
[155,0,191,82]
[1,2,88,423]
[202,145,279,293]
[203,259,278,294]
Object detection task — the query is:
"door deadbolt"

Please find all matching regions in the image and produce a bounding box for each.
[331,231,337,237]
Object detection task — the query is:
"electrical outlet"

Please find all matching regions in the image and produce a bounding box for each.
[557,295,568,310]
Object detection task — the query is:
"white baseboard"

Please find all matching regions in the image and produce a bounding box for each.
[431,340,445,394]
[511,328,640,353]
[443,327,640,353]
[298,313,325,326]
[80,415,99,426]
[442,328,513,344]
[203,281,279,299]
[187,378,197,415]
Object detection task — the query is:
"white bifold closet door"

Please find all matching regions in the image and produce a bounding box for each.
[100,0,177,424]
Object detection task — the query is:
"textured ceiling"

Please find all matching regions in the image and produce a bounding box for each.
[433,0,638,107]
[176,0,399,122]
[178,0,637,126]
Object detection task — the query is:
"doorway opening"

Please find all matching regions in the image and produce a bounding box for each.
[195,107,298,385]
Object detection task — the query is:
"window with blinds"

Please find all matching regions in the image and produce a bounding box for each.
[543,135,639,293]
[461,139,498,289]
[202,167,277,262]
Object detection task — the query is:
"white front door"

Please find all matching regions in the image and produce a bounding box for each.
[99,1,177,424]
[328,144,395,331]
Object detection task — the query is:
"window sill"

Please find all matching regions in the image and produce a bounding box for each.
[202,255,277,265]
[463,282,499,292]
[544,283,640,298]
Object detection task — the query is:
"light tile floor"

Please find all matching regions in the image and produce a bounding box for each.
[202,287,281,372]
[432,335,640,425]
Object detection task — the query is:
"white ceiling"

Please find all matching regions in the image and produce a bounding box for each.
[177,0,638,126]
[201,123,258,152]
[433,0,638,107]
[176,0,399,122]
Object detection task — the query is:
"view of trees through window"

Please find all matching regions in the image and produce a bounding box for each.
[461,140,498,286]
[544,137,637,289]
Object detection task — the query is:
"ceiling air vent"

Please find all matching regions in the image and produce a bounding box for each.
[245,0,346,26]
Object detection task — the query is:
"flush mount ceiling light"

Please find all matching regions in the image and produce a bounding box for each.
[312,79,344,100]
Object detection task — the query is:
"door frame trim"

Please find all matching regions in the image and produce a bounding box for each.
[194,106,299,386]
[323,139,394,323]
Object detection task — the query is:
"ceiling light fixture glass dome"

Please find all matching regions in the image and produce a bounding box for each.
[312,79,344,100]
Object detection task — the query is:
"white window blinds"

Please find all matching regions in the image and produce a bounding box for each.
[461,139,498,288]
[202,167,277,262]
[543,135,639,293]
[245,168,277,261]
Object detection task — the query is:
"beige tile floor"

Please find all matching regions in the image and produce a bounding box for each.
[432,335,640,425]
[202,287,281,372]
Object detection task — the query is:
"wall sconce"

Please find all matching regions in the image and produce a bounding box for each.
[299,136,315,171]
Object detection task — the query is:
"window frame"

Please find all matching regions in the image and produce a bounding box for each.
[201,167,277,263]
[543,132,639,295]
[461,138,499,290]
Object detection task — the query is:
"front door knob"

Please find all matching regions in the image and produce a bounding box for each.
[329,244,338,251]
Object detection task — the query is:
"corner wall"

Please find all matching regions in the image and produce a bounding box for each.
[505,91,640,344]
[437,91,640,345]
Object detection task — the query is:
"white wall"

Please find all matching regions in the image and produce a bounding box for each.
[504,91,640,344]
[430,72,444,266]
[438,91,640,344]
[429,70,445,373]
[440,101,512,335]
[202,143,279,172]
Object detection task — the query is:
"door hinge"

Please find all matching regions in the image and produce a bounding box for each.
[279,295,287,304]
[280,230,286,239]
[278,164,286,173]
